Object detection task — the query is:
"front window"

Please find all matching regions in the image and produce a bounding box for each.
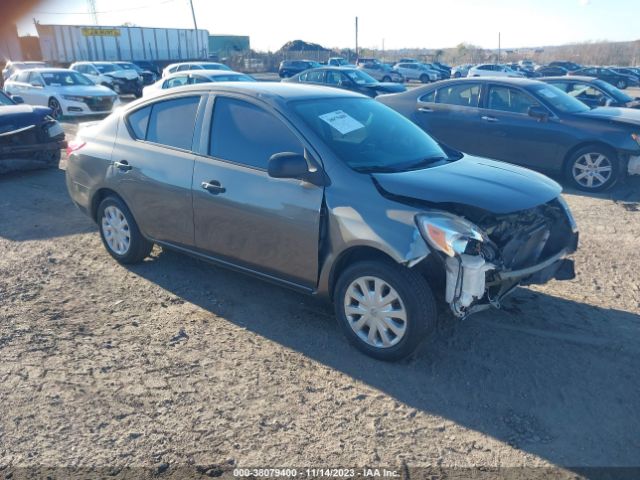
[343,69,377,85]
[291,97,450,173]
[41,71,95,86]
[592,79,632,103]
[94,63,122,73]
[487,86,539,114]
[531,84,590,113]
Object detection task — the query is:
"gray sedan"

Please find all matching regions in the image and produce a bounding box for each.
[66,83,578,360]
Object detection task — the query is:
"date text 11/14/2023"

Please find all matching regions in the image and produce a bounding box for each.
[233,468,400,477]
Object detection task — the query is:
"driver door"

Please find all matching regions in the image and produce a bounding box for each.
[192,95,324,287]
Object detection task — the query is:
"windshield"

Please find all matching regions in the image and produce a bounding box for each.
[0,91,14,106]
[118,63,142,72]
[593,79,632,102]
[531,84,590,113]
[42,71,95,87]
[209,74,255,82]
[344,69,377,85]
[291,97,449,173]
[95,63,122,73]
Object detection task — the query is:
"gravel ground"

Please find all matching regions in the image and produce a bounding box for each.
[1,122,639,479]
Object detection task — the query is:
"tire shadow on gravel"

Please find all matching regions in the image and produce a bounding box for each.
[127,247,640,470]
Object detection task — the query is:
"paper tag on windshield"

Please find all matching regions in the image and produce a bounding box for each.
[319,110,364,135]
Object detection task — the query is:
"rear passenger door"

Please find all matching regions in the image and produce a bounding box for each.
[413,82,484,154]
[109,94,205,247]
[191,95,324,287]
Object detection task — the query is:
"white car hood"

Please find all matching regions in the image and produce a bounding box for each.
[49,84,117,97]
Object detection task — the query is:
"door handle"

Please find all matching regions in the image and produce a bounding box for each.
[201,180,226,195]
[114,160,132,171]
[481,115,498,122]
[418,106,433,113]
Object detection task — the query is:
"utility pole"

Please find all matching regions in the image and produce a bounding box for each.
[86,0,98,25]
[355,16,359,60]
[498,32,501,63]
[188,0,200,59]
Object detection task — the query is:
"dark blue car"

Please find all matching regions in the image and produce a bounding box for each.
[540,76,640,109]
[284,67,407,97]
[378,78,640,192]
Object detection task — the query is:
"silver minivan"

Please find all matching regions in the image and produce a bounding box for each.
[66,83,578,360]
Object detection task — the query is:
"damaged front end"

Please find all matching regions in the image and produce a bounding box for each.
[416,197,579,318]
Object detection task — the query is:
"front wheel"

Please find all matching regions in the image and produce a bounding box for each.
[616,79,627,89]
[564,145,619,192]
[419,74,429,83]
[382,75,391,82]
[48,97,63,119]
[334,260,437,361]
[97,196,153,264]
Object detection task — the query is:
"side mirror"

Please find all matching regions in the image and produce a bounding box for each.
[30,81,43,88]
[268,152,327,187]
[528,105,549,121]
[11,95,24,104]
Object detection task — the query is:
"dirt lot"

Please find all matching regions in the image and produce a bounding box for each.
[1,119,640,478]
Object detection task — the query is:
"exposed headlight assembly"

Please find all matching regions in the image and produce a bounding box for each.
[416,211,487,257]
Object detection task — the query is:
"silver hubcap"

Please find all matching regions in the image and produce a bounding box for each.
[572,153,612,188]
[101,205,131,255]
[344,276,407,349]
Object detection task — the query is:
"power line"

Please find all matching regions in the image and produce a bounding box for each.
[33,0,179,16]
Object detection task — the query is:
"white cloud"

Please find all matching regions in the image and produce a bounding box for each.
[580,0,591,6]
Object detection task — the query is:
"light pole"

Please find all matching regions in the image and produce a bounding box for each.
[189,0,200,58]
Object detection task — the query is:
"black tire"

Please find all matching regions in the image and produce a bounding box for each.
[333,260,437,361]
[97,196,153,264]
[48,97,62,119]
[419,74,429,83]
[382,75,391,82]
[564,144,619,192]
[454,71,461,78]
[616,79,627,89]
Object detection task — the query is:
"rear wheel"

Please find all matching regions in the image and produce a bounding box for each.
[419,74,429,83]
[97,196,153,264]
[382,75,391,82]
[48,97,62,119]
[616,79,627,89]
[454,71,461,78]
[565,145,619,192]
[334,260,437,361]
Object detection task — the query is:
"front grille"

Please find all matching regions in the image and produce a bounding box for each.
[86,96,115,112]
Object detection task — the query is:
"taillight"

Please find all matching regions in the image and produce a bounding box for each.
[66,140,86,156]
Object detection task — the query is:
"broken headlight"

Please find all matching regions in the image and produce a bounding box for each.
[556,195,578,233]
[416,212,488,257]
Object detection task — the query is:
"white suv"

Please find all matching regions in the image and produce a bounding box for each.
[467,64,524,78]
[393,63,439,83]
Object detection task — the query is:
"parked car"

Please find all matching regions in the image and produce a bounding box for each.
[433,62,452,73]
[133,61,162,77]
[278,60,321,78]
[355,57,380,67]
[65,82,579,360]
[284,67,406,97]
[327,57,350,67]
[540,76,640,109]
[518,59,535,70]
[357,62,404,83]
[0,89,66,174]
[70,61,143,97]
[549,61,582,71]
[2,61,49,81]
[113,61,157,86]
[508,64,539,78]
[467,64,524,78]
[426,63,450,78]
[609,67,640,84]
[535,65,568,77]
[378,78,640,192]
[5,68,119,119]
[393,63,439,83]
[162,62,232,78]
[451,64,473,78]
[569,67,638,90]
[143,70,255,97]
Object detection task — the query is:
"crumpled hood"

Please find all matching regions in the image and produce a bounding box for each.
[577,106,640,127]
[107,70,140,81]
[0,104,52,131]
[372,155,561,214]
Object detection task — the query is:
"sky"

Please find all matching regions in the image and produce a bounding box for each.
[15,0,640,52]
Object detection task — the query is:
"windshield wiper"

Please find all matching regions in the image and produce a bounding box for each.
[353,166,401,173]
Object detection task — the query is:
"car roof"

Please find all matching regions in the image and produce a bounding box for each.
[164,70,244,79]
[429,77,544,87]
[140,82,364,102]
[13,68,74,74]
[539,75,598,82]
